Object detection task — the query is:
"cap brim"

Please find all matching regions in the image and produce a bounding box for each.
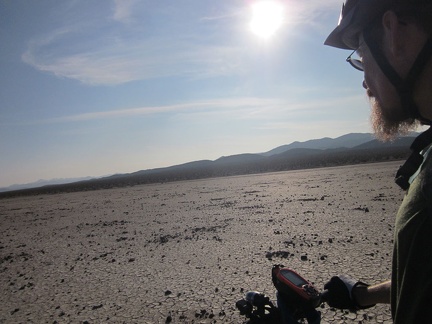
[324,2,358,50]
[324,26,354,49]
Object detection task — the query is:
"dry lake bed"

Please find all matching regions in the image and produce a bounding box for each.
[0,161,405,323]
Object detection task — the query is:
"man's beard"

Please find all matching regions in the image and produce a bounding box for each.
[367,89,418,142]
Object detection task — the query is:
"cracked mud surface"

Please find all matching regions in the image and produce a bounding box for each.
[0,162,402,323]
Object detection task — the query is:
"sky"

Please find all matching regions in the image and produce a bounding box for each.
[1,0,378,188]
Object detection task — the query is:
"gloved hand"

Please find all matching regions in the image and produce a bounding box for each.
[323,275,371,310]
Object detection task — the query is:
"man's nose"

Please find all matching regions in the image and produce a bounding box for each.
[362,80,368,89]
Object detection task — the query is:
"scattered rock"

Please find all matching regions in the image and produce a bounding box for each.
[265,250,290,260]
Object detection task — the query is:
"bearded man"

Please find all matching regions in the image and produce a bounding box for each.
[323,1,432,323]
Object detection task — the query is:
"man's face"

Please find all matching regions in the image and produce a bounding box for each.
[358,35,418,141]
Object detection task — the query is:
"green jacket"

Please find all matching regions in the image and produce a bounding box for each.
[391,151,432,323]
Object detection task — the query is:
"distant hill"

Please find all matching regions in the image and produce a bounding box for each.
[353,136,415,150]
[215,153,266,164]
[0,176,95,193]
[262,133,375,156]
[0,133,417,198]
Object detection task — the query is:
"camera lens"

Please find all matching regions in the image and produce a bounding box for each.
[246,291,268,307]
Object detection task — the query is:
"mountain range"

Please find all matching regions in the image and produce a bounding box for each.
[0,133,416,196]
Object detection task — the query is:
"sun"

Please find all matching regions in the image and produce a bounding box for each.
[249,1,285,39]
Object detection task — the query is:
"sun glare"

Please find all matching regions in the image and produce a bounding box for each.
[250,1,284,39]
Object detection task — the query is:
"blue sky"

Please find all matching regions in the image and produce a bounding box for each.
[1,0,374,188]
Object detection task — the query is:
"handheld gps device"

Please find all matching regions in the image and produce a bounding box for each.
[272,264,322,308]
[236,265,326,322]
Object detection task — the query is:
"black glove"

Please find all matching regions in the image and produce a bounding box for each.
[323,275,374,310]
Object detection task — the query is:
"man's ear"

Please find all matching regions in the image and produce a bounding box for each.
[381,10,404,59]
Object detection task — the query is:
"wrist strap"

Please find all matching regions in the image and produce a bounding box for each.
[352,282,376,310]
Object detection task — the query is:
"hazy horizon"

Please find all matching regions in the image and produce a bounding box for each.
[0,132,355,189]
[3,130,419,191]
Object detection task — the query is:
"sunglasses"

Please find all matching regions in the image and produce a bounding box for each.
[346,50,363,71]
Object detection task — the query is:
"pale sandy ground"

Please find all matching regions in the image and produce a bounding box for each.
[0,161,404,323]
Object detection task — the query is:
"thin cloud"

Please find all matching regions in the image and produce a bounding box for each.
[22,36,246,85]
[33,97,283,124]
[280,1,342,29]
[40,94,363,124]
[112,0,138,23]
[22,26,247,85]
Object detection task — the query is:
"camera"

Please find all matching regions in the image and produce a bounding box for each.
[235,291,279,322]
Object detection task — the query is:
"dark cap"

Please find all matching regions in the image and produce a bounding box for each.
[325,0,393,49]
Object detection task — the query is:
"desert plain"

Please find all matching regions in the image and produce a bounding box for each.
[0,161,404,323]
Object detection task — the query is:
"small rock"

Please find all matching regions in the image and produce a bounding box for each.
[91,304,103,310]
[10,308,19,315]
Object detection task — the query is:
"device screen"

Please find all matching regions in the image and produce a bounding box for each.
[280,269,308,287]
